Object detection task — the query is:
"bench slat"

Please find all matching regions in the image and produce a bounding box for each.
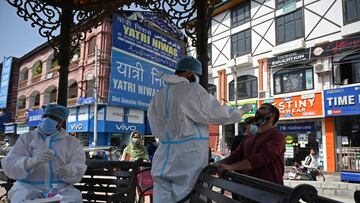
[197,173,286,203]
[84,170,133,177]
[80,177,129,186]
[194,186,238,203]
[189,195,208,203]
[76,185,130,193]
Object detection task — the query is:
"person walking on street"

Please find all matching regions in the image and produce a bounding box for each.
[213,103,285,185]
[148,56,252,203]
[303,148,318,180]
[121,131,149,161]
[1,104,87,202]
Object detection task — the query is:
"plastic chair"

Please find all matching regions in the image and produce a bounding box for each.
[136,167,153,203]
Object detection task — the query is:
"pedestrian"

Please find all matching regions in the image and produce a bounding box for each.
[230,116,256,152]
[302,148,318,180]
[147,56,252,203]
[213,103,285,185]
[121,131,149,161]
[1,104,87,202]
[146,138,158,161]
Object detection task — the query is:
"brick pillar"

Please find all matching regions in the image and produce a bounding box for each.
[218,69,227,105]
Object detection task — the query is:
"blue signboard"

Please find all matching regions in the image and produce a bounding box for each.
[28,109,44,127]
[278,122,315,132]
[67,121,89,133]
[4,125,15,134]
[106,121,145,134]
[112,14,183,68]
[324,85,360,116]
[77,97,95,105]
[108,50,173,110]
[0,57,12,108]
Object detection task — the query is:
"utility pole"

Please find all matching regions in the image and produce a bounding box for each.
[93,45,99,146]
[233,53,239,137]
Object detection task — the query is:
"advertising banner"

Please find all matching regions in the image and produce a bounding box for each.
[4,124,15,134]
[268,48,311,68]
[227,100,257,122]
[67,106,90,133]
[112,14,183,68]
[324,85,360,116]
[312,35,360,58]
[17,124,29,135]
[28,109,44,127]
[108,49,173,110]
[259,92,323,119]
[278,122,315,132]
[0,57,12,108]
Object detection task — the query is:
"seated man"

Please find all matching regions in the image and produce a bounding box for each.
[1,104,87,203]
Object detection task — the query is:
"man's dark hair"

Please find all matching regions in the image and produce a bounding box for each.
[262,103,280,125]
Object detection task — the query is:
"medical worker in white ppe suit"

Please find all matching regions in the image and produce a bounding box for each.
[1,104,86,203]
[148,56,253,203]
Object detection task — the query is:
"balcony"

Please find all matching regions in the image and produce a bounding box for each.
[31,74,42,83]
[67,97,77,106]
[19,80,28,88]
[69,59,80,70]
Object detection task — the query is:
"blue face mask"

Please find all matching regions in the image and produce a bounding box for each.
[38,118,59,135]
[249,124,258,135]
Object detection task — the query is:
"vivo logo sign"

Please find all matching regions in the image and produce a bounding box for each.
[116,123,136,131]
[71,124,83,130]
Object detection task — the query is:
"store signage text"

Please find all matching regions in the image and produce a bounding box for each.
[268,48,310,68]
[115,123,137,131]
[312,35,360,57]
[71,123,83,131]
[324,85,360,116]
[260,93,323,119]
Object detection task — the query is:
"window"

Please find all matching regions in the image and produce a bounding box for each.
[231,2,250,27]
[276,0,301,9]
[34,93,40,107]
[18,97,26,110]
[209,84,217,97]
[231,29,251,58]
[88,36,96,55]
[344,0,360,24]
[49,89,57,103]
[68,82,78,99]
[274,66,313,94]
[20,69,28,81]
[86,80,94,98]
[335,53,360,85]
[229,75,258,100]
[32,61,43,76]
[276,9,303,44]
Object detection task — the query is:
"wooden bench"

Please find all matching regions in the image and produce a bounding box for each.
[0,160,141,203]
[178,166,343,203]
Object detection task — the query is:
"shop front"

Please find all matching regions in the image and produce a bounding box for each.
[3,123,16,146]
[259,92,324,167]
[67,105,145,148]
[324,85,360,180]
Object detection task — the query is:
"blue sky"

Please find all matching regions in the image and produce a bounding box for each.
[0,1,47,62]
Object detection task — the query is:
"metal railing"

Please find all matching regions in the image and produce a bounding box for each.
[339,147,360,172]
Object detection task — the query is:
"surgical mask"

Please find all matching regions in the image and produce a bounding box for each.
[255,113,272,127]
[38,118,59,135]
[249,124,258,135]
[132,138,141,145]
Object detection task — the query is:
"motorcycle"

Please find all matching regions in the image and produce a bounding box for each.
[285,162,325,181]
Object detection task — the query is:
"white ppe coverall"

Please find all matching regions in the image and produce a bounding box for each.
[1,129,87,203]
[148,74,247,203]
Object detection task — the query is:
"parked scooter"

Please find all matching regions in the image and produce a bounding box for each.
[285,162,325,181]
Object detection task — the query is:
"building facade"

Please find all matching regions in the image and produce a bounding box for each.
[13,12,185,149]
[188,0,360,172]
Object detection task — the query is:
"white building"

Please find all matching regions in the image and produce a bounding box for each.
[188,0,360,173]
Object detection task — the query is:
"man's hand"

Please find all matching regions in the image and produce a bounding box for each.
[25,149,56,170]
[54,162,73,177]
[211,162,232,176]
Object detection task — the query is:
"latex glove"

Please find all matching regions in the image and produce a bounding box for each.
[25,149,55,170]
[241,103,253,114]
[54,163,73,177]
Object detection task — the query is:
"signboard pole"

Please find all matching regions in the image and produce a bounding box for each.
[233,53,239,137]
[93,45,99,146]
